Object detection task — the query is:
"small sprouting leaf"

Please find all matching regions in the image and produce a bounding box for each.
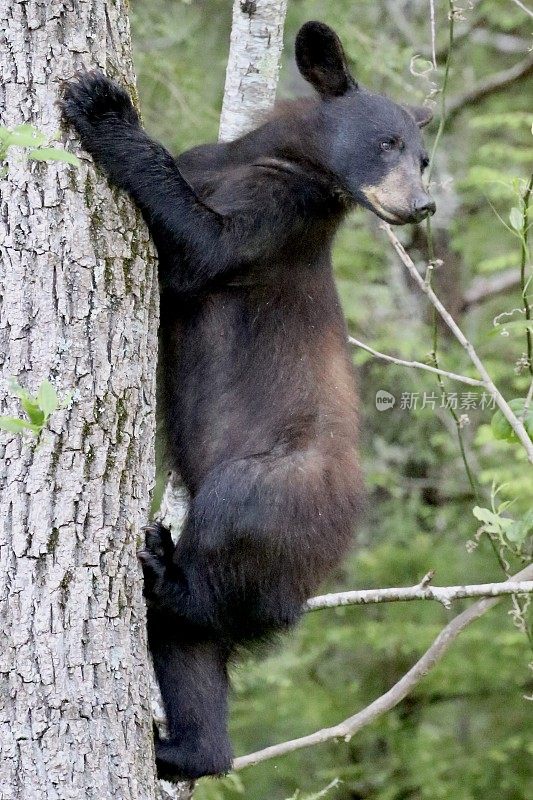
[8,378,25,399]
[19,395,45,426]
[505,519,531,545]
[9,124,47,148]
[505,512,533,545]
[37,380,59,419]
[472,506,500,533]
[28,147,80,167]
[509,206,523,232]
[2,377,71,439]
[473,506,513,535]
[473,506,499,525]
[0,416,40,434]
[6,380,41,422]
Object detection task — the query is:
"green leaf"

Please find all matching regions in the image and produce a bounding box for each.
[490,399,533,442]
[7,378,25,399]
[505,512,533,544]
[472,506,515,535]
[37,380,59,419]
[6,379,42,425]
[19,396,45,426]
[509,207,523,231]
[490,411,514,441]
[28,147,80,167]
[9,124,47,148]
[473,506,499,525]
[0,416,40,434]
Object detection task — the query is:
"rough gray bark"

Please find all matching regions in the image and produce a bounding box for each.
[0,2,159,798]
[219,0,288,142]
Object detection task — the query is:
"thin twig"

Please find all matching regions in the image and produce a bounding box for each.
[232,563,533,771]
[427,0,454,179]
[461,269,522,310]
[509,0,533,20]
[469,29,533,55]
[424,1,481,499]
[520,174,533,375]
[381,223,533,462]
[348,336,484,387]
[523,377,533,420]
[429,0,437,69]
[306,579,533,612]
[447,52,533,121]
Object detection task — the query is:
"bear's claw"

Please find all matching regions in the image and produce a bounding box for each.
[138,522,175,602]
[141,521,175,561]
[60,71,139,133]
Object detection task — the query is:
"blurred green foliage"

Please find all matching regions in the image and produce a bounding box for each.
[131,1,533,798]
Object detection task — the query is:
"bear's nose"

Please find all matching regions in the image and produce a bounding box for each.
[412,194,436,219]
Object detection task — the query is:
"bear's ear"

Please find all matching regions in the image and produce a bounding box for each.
[295,21,357,97]
[404,105,433,128]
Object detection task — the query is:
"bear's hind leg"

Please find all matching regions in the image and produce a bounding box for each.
[148,615,233,781]
[140,523,233,780]
[138,521,218,628]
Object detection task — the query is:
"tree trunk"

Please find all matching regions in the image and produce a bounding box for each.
[219,0,289,142]
[0,3,158,798]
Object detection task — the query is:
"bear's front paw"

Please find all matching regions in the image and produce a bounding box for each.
[61,71,139,139]
[137,522,175,602]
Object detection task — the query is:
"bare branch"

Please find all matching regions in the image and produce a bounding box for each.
[381,223,533,462]
[306,579,533,612]
[470,29,533,55]
[422,26,531,62]
[348,335,485,387]
[232,564,533,771]
[523,377,533,419]
[429,0,437,69]
[384,1,419,50]
[461,269,521,311]
[447,52,533,121]
[509,0,533,20]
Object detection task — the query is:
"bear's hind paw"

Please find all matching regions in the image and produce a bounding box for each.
[138,521,176,602]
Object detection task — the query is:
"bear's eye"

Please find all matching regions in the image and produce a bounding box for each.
[380,137,403,153]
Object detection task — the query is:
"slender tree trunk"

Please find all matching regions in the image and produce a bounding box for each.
[219,0,288,142]
[0,3,158,798]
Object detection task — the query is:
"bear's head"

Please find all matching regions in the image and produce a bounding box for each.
[295,21,435,225]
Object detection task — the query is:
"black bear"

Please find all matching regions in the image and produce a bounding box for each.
[62,21,434,781]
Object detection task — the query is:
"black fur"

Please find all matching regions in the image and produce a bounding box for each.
[61,21,434,781]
